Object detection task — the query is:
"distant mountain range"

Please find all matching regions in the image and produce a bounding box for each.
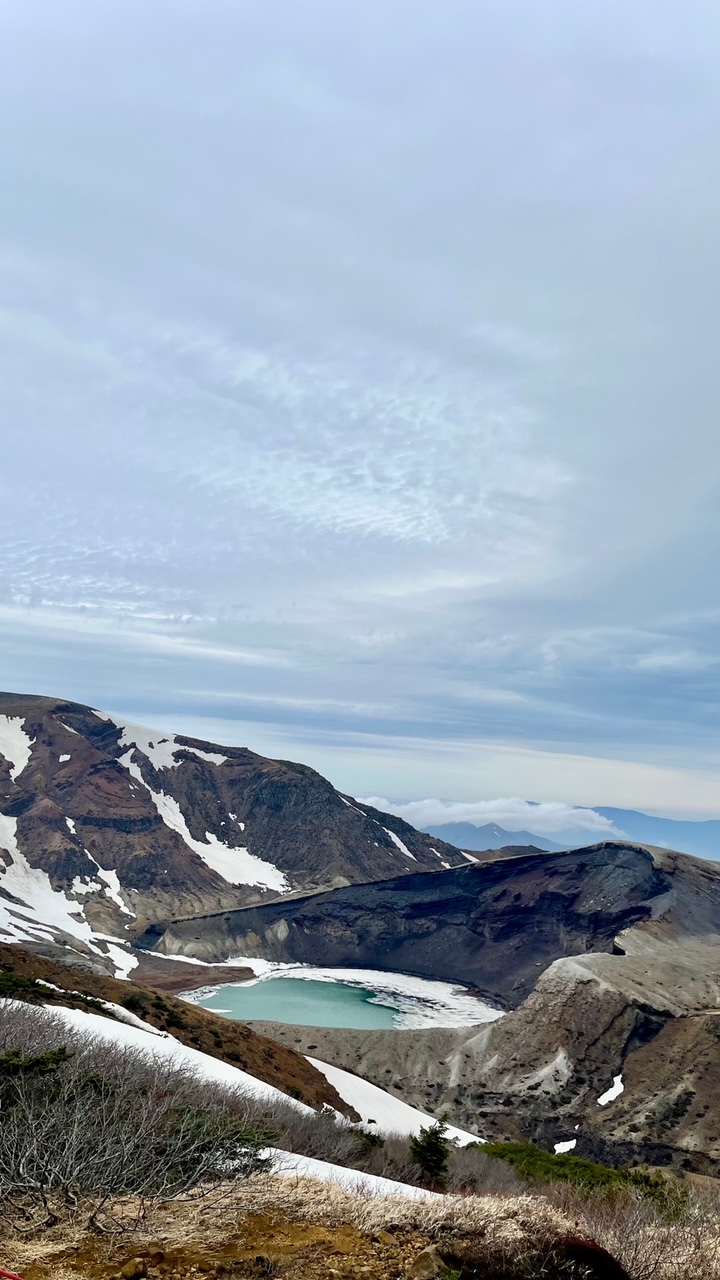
[423,821,563,852]
[425,809,720,859]
[593,807,720,859]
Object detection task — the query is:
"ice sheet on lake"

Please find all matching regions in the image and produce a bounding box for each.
[184,958,504,1029]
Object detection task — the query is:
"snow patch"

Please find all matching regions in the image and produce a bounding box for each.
[0,814,100,951]
[308,1057,481,1145]
[116,721,228,770]
[383,828,416,861]
[2,1000,314,1112]
[118,724,181,770]
[119,750,289,891]
[96,866,135,916]
[554,1139,577,1154]
[430,847,451,868]
[339,796,367,817]
[91,935,138,980]
[0,715,35,781]
[72,876,103,895]
[266,1148,440,1200]
[65,817,76,835]
[59,753,71,763]
[597,1074,624,1106]
[181,744,229,766]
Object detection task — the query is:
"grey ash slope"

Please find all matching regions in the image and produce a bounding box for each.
[0,690,465,968]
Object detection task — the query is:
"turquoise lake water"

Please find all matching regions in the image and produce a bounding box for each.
[195,977,399,1028]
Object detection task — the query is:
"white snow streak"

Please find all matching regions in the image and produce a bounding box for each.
[65,817,76,834]
[597,1074,624,1106]
[266,1148,440,1200]
[308,1057,481,1145]
[118,724,181,770]
[115,721,228,770]
[430,847,451,868]
[96,866,135,916]
[0,715,35,781]
[182,745,229,766]
[383,828,416,860]
[4,1001,314,1111]
[119,750,289,891]
[93,939,138,980]
[0,814,98,950]
[59,753,71,763]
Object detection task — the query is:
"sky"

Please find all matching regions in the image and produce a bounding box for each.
[1,0,719,824]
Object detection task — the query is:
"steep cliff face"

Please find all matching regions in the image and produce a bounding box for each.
[141,842,670,1005]
[0,691,465,973]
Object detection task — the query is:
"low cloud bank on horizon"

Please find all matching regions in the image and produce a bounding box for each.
[359,797,617,838]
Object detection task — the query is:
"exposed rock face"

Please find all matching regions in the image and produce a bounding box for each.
[0,691,464,971]
[141,843,669,1005]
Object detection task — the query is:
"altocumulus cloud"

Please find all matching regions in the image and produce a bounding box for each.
[0,0,718,815]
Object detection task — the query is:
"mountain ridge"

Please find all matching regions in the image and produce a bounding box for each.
[0,691,467,976]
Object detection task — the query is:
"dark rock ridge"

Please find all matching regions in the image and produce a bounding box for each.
[0,690,465,964]
[140,842,669,1006]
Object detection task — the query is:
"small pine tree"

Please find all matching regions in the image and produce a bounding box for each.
[409,1120,450,1189]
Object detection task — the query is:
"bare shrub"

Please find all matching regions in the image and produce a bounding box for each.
[544,1180,720,1280]
[0,1004,271,1228]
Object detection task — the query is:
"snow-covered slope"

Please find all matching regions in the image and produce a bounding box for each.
[308,1056,480,1145]
[265,1149,440,1200]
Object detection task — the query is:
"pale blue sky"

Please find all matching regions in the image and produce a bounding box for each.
[1,0,719,816]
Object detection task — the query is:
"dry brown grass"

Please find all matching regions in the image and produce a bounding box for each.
[6,1173,720,1280]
